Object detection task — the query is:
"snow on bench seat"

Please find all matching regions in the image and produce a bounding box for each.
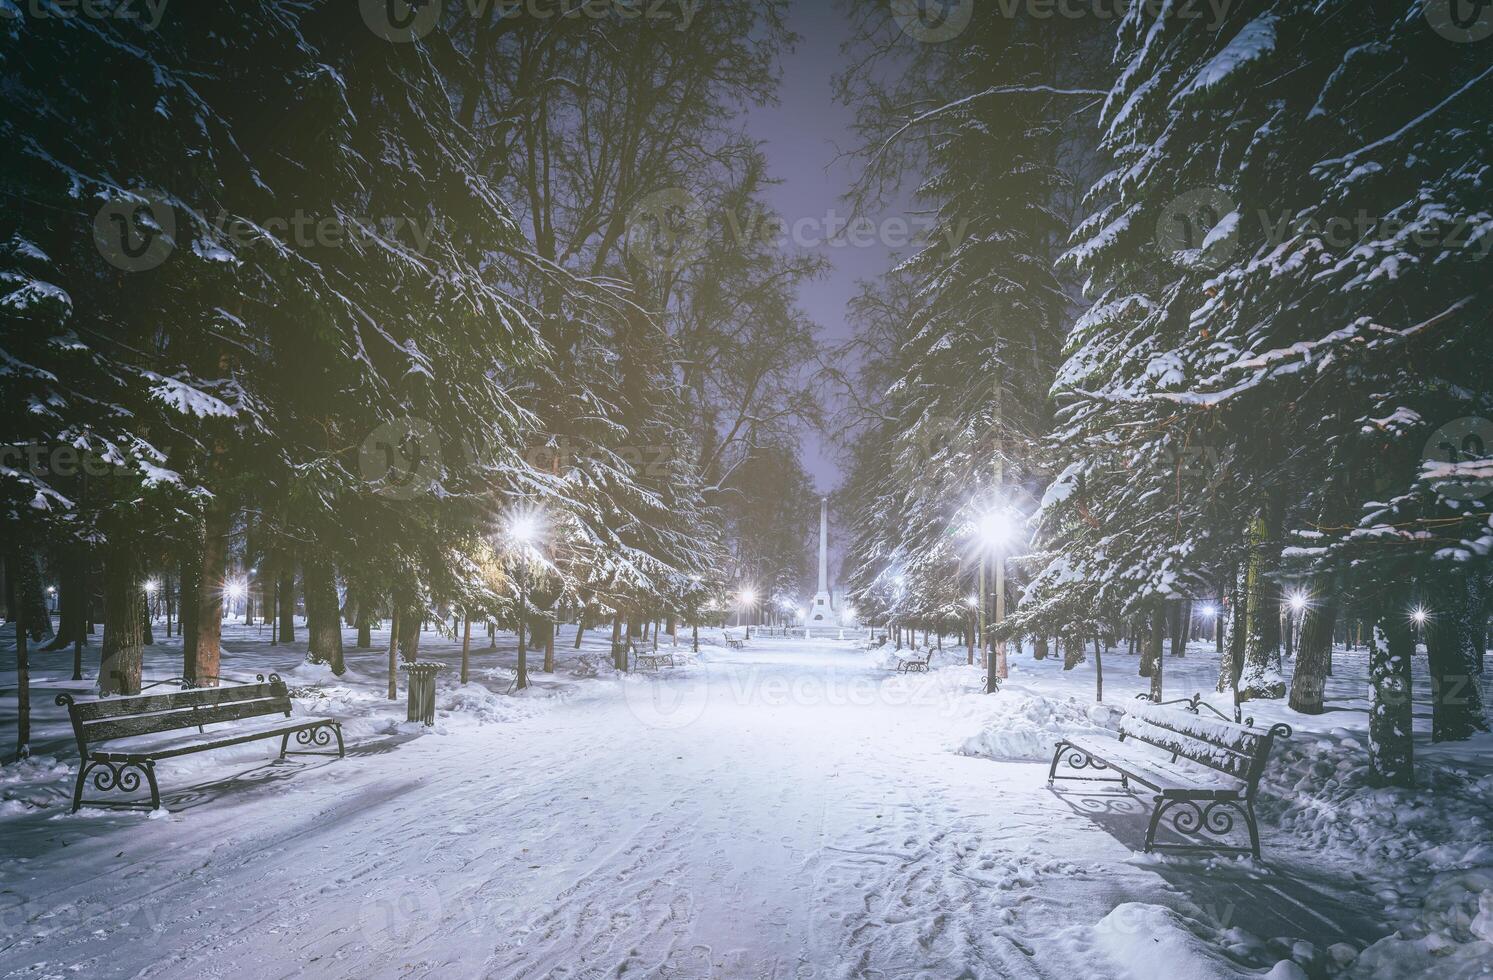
[1062,733,1246,798]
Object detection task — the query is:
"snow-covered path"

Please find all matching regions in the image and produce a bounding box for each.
[3,637,1389,979]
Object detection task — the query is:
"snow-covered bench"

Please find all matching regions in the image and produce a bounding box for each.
[723,631,746,650]
[895,648,933,673]
[1047,694,1291,859]
[628,637,675,670]
[56,674,343,812]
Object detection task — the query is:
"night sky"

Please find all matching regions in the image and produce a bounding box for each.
[742,1,912,496]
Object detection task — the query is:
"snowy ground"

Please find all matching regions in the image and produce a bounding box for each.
[1,622,1490,978]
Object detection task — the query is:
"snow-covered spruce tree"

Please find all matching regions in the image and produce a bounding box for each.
[446,3,797,639]
[834,5,1105,638]
[3,2,550,687]
[1142,1,1491,734]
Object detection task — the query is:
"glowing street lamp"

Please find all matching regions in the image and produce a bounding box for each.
[971,505,1018,690]
[736,587,756,628]
[506,509,545,690]
[1287,592,1308,613]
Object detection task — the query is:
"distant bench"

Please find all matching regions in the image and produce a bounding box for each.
[723,631,746,650]
[1048,694,1291,858]
[628,637,676,671]
[895,648,934,673]
[56,674,343,812]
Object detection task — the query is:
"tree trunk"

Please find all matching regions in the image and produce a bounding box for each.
[460,617,472,685]
[1170,599,1188,659]
[1238,511,1284,700]
[14,551,51,643]
[140,588,154,645]
[43,553,80,651]
[1219,566,1245,694]
[356,602,373,650]
[303,558,345,675]
[1142,604,1165,701]
[1093,634,1103,703]
[8,552,31,760]
[180,553,200,682]
[72,563,86,682]
[542,618,555,672]
[277,559,296,644]
[1288,588,1338,714]
[1425,574,1488,742]
[1033,635,1047,661]
[99,542,144,696]
[386,606,399,700]
[194,502,231,686]
[1368,615,1414,787]
[395,586,422,664]
[611,614,625,671]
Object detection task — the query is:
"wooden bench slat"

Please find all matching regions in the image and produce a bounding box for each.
[1119,716,1256,780]
[80,696,291,744]
[1124,701,1265,755]
[1064,734,1245,796]
[70,682,282,721]
[91,716,336,761]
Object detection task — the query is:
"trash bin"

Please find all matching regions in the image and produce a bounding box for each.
[400,662,445,726]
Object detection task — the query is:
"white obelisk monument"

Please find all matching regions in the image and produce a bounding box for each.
[808,497,834,626]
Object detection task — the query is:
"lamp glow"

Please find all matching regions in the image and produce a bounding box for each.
[510,514,538,545]
[965,595,979,609]
[1288,592,1308,613]
[738,588,756,606]
[226,580,247,601]
[976,508,1015,549]
[1411,607,1429,625]
[144,580,159,595]
[1199,603,1218,619]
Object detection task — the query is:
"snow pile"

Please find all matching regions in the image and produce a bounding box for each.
[1085,902,1256,978]
[436,681,561,726]
[956,688,1121,763]
[0,755,72,814]
[1258,730,1493,871]
[1350,866,1493,979]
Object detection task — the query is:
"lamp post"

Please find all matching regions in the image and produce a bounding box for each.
[509,512,540,690]
[737,587,756,630]
[976,509,1014,693]
[1200,603,1219,648]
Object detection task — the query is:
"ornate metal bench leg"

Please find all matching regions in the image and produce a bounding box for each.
[1244,801,1261,859]
[333,723,345,758]
[279,732,291,759]
[1047,742,1070,785]
[144,761,160,811]
[1144,797,1172,853]
[70,763,89,813]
